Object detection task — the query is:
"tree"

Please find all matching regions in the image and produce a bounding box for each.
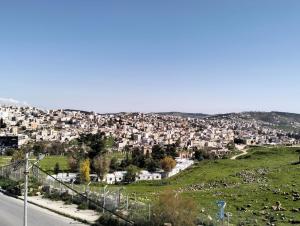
[0,118,6,128]
[234,138,246,145]
[194,149,204,161]
[93,155,110,180]
[45,142,65,155]
[80,159,91,183]
[68,155,79,172]
[120,151,132,169]
[152,191,198,226]
[54,162,60,175]
[33,142,45,156]
[165,144,178,159]
[5,148,15,156]
[227,141,235,151]
[109,157,119,172]
[131,147,145,168]
[151,145,165,160]
[145,158,159,173]
[160,156,176,173]
[10,144,33,162]
[78,133,106,159]
[11,149,25,162]
[124,165,140,183]
[194,148,213,160]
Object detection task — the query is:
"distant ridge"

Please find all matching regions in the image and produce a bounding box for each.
[155,112,210,118]
[64,109,93,114]
[154,111,300,133]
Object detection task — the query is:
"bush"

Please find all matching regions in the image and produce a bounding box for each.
[94,214,131,226]
[0,177,21,195]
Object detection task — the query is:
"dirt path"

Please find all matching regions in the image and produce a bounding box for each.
[230,148,249,160]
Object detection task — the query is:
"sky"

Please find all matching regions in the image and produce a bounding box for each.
[1,0,300,114]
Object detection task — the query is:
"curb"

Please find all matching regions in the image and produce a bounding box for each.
[0,189,92,225]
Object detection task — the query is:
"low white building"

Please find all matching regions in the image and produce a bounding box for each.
[105,171,127,184]
[166,158,194,178]
[46,173,77,183]
[136,170,161,181]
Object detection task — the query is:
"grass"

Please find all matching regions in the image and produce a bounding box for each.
[0,155,69,173]
[0,156,11,167]
[97,147,300,225]
[38,155,69,173]
[2,147,299,225]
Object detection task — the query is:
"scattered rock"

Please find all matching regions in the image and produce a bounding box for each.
[289,219,300,224]
[272,201,286,211]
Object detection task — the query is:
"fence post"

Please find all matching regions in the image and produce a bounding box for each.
[71,181,74,200]
[148,203,151,221]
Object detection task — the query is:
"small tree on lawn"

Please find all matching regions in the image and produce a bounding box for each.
[80,159,90,184]
[54,162,60,175]
[125,165,140,183]
[160,156,176,173]
[68,155,79,172]
[93,154,110,181]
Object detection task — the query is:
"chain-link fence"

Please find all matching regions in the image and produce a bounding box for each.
[0,161,156,225]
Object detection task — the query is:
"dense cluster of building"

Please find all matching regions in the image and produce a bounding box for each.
[0,105,299,156]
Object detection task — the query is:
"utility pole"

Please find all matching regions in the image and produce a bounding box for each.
[24,152,29,226]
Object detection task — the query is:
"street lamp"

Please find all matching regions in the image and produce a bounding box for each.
[24,152,45,226]
[23,152,29,226]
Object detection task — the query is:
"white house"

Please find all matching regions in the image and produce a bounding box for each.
[166,158,194,178]
[136,170,161,181]
[105,171,127,184]
[46,173,77,183]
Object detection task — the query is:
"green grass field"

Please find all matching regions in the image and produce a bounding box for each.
[39,155,69,173]
[1,148,299,225]
[0,155,69,173]
[104,147,300,225]
[0,156,11,167]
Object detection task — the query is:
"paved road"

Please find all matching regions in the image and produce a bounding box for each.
[0,193,87,226]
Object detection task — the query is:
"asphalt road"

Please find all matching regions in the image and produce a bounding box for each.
[0,193,87,226]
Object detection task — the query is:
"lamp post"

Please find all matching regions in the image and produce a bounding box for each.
[24,152,29,226]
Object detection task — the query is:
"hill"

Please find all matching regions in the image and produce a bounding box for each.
[220,111,300,132]
[156,112,209,118]
[120,146,300,225]
[157,111,300,132]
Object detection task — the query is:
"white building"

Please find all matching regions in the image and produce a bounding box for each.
[136,170,161,181]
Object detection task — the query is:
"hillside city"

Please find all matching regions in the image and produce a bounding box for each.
[1,105,299,155]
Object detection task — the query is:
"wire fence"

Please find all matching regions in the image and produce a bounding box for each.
[0,161,156,226]
[0,161,230,226]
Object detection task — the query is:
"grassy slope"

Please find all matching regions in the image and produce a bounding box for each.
[119,147,300,225]
[2,148,299,224]
[39,156,69,173]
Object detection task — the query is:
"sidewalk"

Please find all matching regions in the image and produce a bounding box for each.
[21,195,100,224]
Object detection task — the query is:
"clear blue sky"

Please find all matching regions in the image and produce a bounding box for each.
[1,1,300,114]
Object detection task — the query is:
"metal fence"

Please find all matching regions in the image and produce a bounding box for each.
[0,161,155,225]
